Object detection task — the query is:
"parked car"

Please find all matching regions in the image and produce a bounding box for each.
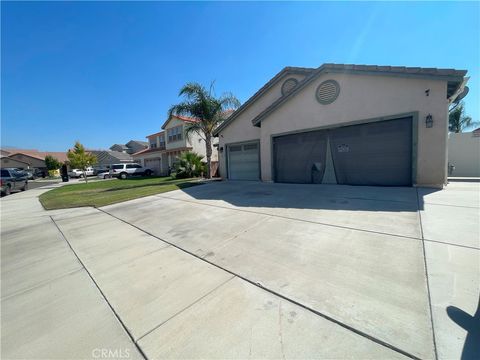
[97,170,112,179]
[22,169,35,180]
[110,163,153,179]
[68,167,95,178]
[21,168,45,180]
[93,166,110,176]
[1,168,28,196]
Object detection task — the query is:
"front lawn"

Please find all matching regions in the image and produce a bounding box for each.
[39,176,201,209]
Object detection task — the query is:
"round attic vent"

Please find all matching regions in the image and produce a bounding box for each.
[316,80,340,105]
[281,78,299,96]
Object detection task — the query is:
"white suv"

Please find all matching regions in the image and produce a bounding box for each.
[110,163,153,179]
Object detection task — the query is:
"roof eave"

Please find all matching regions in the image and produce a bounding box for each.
[213,66,316,136]
[252,67,467,127]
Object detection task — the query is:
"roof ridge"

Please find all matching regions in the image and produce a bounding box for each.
[213,66,317,135]
[250,64,467,126]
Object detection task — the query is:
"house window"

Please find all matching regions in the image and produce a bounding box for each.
[167,126,183,143]
[159,135,166,150]
[150,142,157,149]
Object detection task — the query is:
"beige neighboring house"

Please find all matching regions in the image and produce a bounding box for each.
[0,156,30,169]
[133,115,218,175]
[7,153,47,169]
[214,63,468,188]
[448,128,480,177]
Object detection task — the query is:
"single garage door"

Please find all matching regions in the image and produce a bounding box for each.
[227,142,260,180]
[273,117,413,186]
[144,158,162,175]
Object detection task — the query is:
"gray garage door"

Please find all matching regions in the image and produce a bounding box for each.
[227,142,260,180]
[273,117,413,186]
[144,158,162,175]
[274,130,328,183]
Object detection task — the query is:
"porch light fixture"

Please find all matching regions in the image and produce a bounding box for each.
[425,114,433,128]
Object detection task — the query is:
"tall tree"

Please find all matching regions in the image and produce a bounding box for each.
[449,101,478,133]
[169,82,240,178]
[67,141,97,183]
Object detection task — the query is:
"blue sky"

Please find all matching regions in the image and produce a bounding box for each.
[2,1,479,151]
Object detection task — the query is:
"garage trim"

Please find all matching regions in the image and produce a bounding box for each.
[270,111,419,185]
[226,139,261,180]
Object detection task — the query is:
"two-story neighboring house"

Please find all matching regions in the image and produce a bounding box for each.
[110,140,148,155]
[133,115,218,175]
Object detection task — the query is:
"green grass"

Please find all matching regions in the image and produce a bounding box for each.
[39,176,201,210]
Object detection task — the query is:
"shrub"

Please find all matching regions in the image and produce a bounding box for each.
[174,152,206,179]
[45,155,62,170]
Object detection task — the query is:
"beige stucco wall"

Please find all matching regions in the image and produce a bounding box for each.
[8,154,46,168]
[165,118,187,150]
[448,132,480,177]
[0,157,30,169]
[218,72,307,177]
[188,134,218,162]
[219,72,450,187]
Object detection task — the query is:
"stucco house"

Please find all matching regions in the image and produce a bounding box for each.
[7,153,47,169]
[214,63,468,188]
[0,156,30,169]
[109,140,148,155]
[133,115,218,175]
[87,150,135,168]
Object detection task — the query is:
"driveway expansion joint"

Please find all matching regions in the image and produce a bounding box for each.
[155,195,424,243]
[98,208,422,360]
[0,268,84,301]
[415,188,439,360]
[49,216,148,360]
[423,238,480,251]
[135,275,236,343]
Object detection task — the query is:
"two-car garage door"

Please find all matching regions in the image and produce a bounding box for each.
[226,117,413,186]
[273,117,413,186]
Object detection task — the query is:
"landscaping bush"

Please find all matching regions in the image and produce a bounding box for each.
[174,152,206,179]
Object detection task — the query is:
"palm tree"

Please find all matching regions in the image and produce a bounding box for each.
[169,82,240,178]
[174,151,206,179]
[449,101,478,133]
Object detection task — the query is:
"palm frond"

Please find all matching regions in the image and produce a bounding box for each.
[184,122,205,142]
[219,92,241,109]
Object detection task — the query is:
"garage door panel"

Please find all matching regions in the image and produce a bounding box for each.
[273,117,413,186]
[144,158,162,175]
[228,142,259,181]
[274,131,328,184]
[330,117,412,186]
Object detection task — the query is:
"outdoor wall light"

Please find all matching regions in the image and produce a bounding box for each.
[425,114,433,128]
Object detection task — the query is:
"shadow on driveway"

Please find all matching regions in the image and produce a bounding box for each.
[173,181,441,213]
[447,300,480,360]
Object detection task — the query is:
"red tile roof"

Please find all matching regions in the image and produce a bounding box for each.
[2,149,69,162]
[146,131,165,138]
[132,147,164,156]
[175,115,199,123]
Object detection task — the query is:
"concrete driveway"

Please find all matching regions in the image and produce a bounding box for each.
[1,181,478,359]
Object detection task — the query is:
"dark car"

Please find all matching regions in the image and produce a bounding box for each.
[20,169,35,180]
[1,168,28,196]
